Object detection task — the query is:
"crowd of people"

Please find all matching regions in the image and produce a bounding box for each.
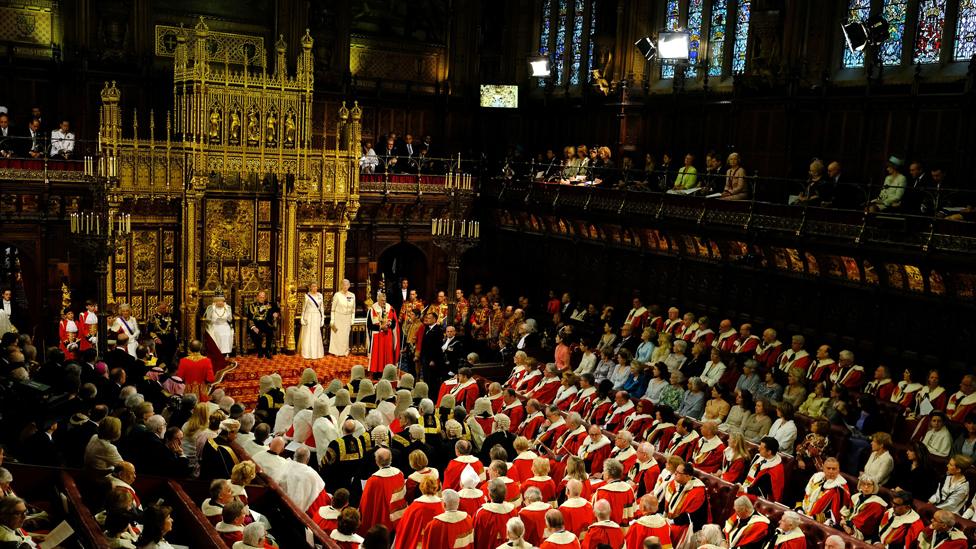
[514,145,973,220]
[360,132,439,175]
[0,105,76,161]
[1,284,975,548]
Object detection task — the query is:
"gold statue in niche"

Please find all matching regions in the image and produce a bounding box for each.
[284,111,296,146]
[208,107,222,143]
[266,110,278,144]
[246,108,260,144]
[229,109,241,144]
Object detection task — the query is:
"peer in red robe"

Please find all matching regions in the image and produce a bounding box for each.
[394,494,444,549]
[450,375,480,411]
[537,417,569,451]
[423,509,474,549]
[664,473,708,547]
[368,299,399,375]
[215,521,244,546]
[629,454,661,499]
[522,475,558,505]
[720,446,749,484]
[578,431,612,476]
[444,455,486,491]
[481,476,522,508]
[947,387,976,422]
[518,408,547,441]
[768,526,806,549]
[518,500,551,546]
[500,399,526,433]
[800,469,851,524]
[603,400,635,433]
[358,465,407,536]
[742,451,785,502]
[458,486,488,519]
[915,526,970,549]
[662,428,699,462]
[608,444,638,472]
[581,520,623,549]
[330,530,365,549]
[313,505,341,534]
[842,492,887,541]
[723,511,770,548]
[473,501,517,549]
[626,512,672,549]
[540,530,581,549]
[527,373,561,406]
[877,507,924,549]
[754,337,783,370]
[558,496,593,539]
[568,386,597,418]
[690,433,726,474]
[515,369,543,393]
[593,480,636,525]
[176,351,215,402]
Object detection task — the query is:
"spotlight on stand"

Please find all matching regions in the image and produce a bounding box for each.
[634,37,657,61]
[657,31,691,61]
[842,15,889,52]
[529,54,551,78]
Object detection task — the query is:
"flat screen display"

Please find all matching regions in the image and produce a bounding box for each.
[480,85,518,108]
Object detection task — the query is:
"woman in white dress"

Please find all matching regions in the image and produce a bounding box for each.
[299,282,325,359]
[204,294,234,355]
[112,303,141,357]
[329,278,355,356]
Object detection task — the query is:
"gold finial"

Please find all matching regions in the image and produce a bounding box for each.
[100,81,120,102]
[276,34,287,53]
[195,16,209,36]
[350,101,362,121]
[302,28,314,49]
[338,101,349,121]
[177,23,187,43]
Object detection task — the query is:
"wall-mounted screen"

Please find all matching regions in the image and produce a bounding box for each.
[480,85,518,108]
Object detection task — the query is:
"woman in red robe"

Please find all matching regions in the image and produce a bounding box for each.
[394,478,444,549]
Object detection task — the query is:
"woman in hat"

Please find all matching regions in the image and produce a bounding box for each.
[867,155,907,212]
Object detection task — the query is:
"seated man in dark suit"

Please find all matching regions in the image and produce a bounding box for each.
[378,136,399,173]
[21,418,63,467]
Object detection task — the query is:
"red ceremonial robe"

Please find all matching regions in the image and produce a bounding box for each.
[777,349,811,374]
[481,476,522,507]
[444,455,486,490]
[515,370,543,393]
[473,502,517,549]
[216,522,244,546]
[521,476,557,504]
[647,422,677,453]
[801,473,851,523]
[732,335,760,356]
[581,521,623,549]
[488,392,505,414]
[176,354,215,402]
[608,445,638,472]
[877,509,924,549]
[458,488,488,519]
[663,431,699,462]
[593,480,636,524]
[553,386,579,411]
[715,330,739,353]
[558,497,593,538]
[723,512,771,548]
[622,413,654,441]
[394,495,445,549]
[720,448,748,484]
[537,420,569,451]
[540,531,582,549]
[358,466,407,535]
[422,510,474,549]
[578,436,612,476]
[511,451,539,482]
[406,467,440,503]
[742,454,785,501]
[806,359,836,384]
[556,477,593,502]
[769,527,806,549]
[518,412,547,440]
[915,527,969,549]
[603,402,635,433]
[201,498,223,526]
[518,501,551,546]
[754,341,783,370]
[527,377,561,406]
[588,399,613,426]
[368,304,399,374]
[313,505,341,534]
[629,459,661,498]
[568,388,597,417]
[691,435,726,473]
[865,379,896,402]
[665,478,708,545]
[626,514,673,549]
[947,391,976,422]
[844,493,886,541]
[553,427,588,458]
[450,379,480,411]
[331,530,366,549]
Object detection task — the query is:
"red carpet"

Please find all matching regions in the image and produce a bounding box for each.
[214,353,366,408]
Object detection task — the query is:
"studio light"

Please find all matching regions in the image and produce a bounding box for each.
[634,37,657,61]
[842,16,889,53]
[529,54,551,77]
[657,31,691,61]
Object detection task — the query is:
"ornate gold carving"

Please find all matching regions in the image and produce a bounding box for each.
[206,199,254,260]
[163,232,176,262]
[323,266,334,288]
[155,24,265,65]
[325,233,335,262]
[164,268,175,291]
[131,296,144,319]
[298,232,321,285]
[258,231,271,261]
[350,35,446,85]
[147,295,159,315]
[258,201,271,222]
[114,243,127,264]
[132,231,159,291]
[115,269,128,293]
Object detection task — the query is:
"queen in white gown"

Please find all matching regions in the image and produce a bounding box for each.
[299,283,326,359]
[204,295,234,354]
[328,279,355,357]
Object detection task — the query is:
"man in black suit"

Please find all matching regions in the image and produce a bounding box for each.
[0,113,13,158]
[417,312,444,386]
[103,338,135,377]
[389,278,411,313]
[401,133,417,163]
[22,418,63,466]
[901,160,933,215]
[379,136,399,173]
[441,325,465,375]
[23,118,45,158]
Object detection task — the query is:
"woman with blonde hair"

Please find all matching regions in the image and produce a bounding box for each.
[720,152,749,200]
[556,456,592,502]
[650,332,671,364]
[720,431,751,483]
[230,461,257,505]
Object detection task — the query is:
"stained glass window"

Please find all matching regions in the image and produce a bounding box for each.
[686,0,705,77]
[914,0,947,63]
[570,0,586,84]
[539,0,552,87]
[958,0,976,60]
[842,0,873,68]
[880,0,909,65]
[538,0,597,87]
[555,0,568,84]
[661,0,681,79]
[731,0,752,73]
[708,0,729,76]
